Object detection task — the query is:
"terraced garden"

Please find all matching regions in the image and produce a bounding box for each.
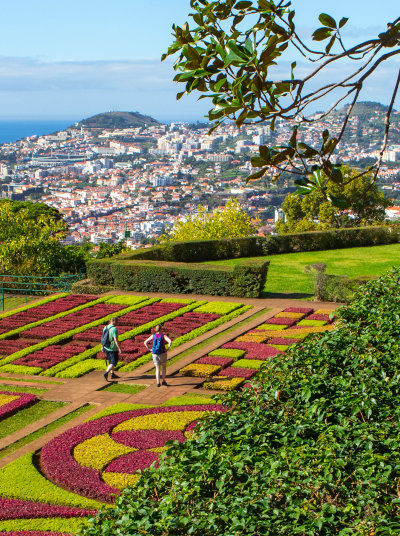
[0,292,339,535]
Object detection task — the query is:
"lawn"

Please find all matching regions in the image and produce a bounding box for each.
[203,243,400,295]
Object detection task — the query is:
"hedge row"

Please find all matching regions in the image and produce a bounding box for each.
[87,259,269,298]
[93,225,399,263]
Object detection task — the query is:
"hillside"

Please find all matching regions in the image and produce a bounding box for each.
[76,111,160,129]
[332,101,397,120]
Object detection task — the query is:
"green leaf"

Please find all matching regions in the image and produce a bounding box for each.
[312,27,332,41]
[318,13,337,29]
[245,168,267,182]
[339,17,349,28]
[330,167,343,184]
[327,194,348,208]
[234,0,253,9]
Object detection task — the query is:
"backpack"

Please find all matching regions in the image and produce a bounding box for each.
[101,325,111,353]
[152,333,166,355]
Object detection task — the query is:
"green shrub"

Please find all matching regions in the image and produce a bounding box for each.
[82,266,400,536]
[70,278,114,295]
[88,259,269,298]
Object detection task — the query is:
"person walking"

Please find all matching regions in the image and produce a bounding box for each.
[144,324,172,387]
[102,317,121,381]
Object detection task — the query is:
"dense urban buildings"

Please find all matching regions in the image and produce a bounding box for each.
[1,103,400,246]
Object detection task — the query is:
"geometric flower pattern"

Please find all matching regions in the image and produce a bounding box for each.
[40,405,223,503]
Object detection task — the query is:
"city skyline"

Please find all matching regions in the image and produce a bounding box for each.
[0,0,399,122]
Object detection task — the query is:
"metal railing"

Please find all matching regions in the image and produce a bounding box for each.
[0,273,83,312]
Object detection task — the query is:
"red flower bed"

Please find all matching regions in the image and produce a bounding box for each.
[105,451,159,473]
[14,344,90,370]
[0,497,96,520]
[0,392,36,421]
[20,304,124,340]
[218,367,256,379]
[284,307,314,314]
[116,303,183,327]
[163,312,219,337]
[0,295,95,332]
[73,325,132,343]
[264,317,296,326]
[40,404,223,503]
[195,356,234,368]
[306,313,331,321]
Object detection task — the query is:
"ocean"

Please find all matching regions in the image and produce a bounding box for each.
[0,120,76,144]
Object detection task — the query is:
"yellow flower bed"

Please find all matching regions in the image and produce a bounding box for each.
[203,377,245,391]
[180,363,221,377]
[314,308,336,315]
[74,433,135,470]
[0,394,19,407]
[114,411,207,432]
[102,472,140,491]
[235,333,268,343]
[275,312,304,318]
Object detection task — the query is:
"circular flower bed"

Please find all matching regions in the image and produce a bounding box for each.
[40,405,223,503]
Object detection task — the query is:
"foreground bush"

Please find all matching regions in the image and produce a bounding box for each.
[82,268,400,536]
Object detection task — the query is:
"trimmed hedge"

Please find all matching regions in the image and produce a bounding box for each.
[89,225,399,265]
[88,259,269,298]
[71,278,114,295]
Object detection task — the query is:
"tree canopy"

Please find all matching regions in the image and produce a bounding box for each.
[160,198,257,241]
[276,167,392,233]
[162,1,400,204]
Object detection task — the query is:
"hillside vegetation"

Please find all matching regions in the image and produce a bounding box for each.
[83,267,400,535]
[77,111,159,129]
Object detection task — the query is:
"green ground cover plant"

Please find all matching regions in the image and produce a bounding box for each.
[0,383,47,394]
[100,383,146,395]
[0,404,94,459]
[83,267,400,536]
[0,400,65,442]
[204,243,400,295]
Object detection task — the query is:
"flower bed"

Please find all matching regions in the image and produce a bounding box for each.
[195,356,234,368]
[0,391,37,421]
[0,497,95,520]
[188,306,337,391]
[180,364,221,377]
[0,295,94,334]
[203,377,244,391]
[218,367,256,379]
[40,405,223,502]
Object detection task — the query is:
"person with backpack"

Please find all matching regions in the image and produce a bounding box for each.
[144,324,172,387]
[102,317,122,381]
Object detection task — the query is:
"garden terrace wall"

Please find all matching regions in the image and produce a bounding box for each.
[87,259,269,298]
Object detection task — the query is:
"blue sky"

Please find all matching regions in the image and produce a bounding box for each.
[0,0,398,121]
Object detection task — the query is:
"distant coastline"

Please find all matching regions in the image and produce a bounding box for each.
[0,120,75,144]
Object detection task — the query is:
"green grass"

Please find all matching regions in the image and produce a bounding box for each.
[203,244,400,295]
[0,404,93,459]
[0,384,47,394]
[145,307,269,374]
[100,383,146,395]
[1,296,35,312]
[0,400,66,441]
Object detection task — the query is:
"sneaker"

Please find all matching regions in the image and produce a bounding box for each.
[162,381,168,386]
[103,372,108,381]
[157,383,161,387]
[110,373,120,379]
